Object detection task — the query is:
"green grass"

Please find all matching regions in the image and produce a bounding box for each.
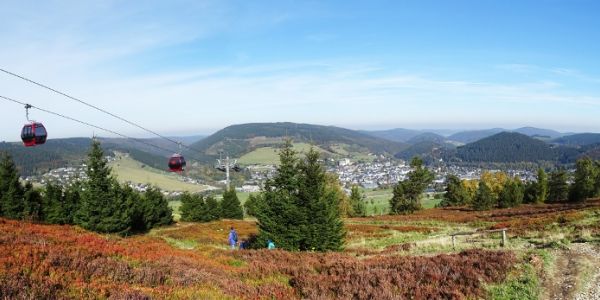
[487,263,540,300]
[110,153,210,193]
[238,143,330,165]
[362,189,442,216]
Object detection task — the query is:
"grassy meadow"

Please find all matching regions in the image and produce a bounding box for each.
[109,153,211,193]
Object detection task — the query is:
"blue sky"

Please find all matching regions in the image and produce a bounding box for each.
[1,0,600,140]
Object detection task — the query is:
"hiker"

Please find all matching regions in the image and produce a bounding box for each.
[239,239,248,250]
[228,227,238,250]
[267,239,275,250]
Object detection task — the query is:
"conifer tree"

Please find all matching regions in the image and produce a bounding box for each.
[180,192,205,222]
[349,185,366,217]
[569,157,597,202]
[548,169,569,202]
[389,157,433,214]
[220,186,243,219]
[75,140,132,234]
[523,181,538,204]
[473,181,495,210]
[22,182,44,221]
[204,196,221,221]
[255,140,304,250]
[535,168,548,203]
[389,181,408,214]
[497,178,524,208]
[439,175,470,207]
[43,182,69,224]
[244,193,262,217]
[0,153,24,219]
[325,174,352,218]
[298,149,345,251]
[254,141,345,251]
[140,186,173,228]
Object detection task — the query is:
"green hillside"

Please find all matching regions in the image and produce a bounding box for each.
[187,122,406,162]
[110,153,212,193]
[456,132,556,163]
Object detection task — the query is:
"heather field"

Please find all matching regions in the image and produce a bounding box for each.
[2,200,600,299]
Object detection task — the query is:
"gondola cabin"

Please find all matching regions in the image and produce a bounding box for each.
[21,122,47,147]
[168,154,186,172]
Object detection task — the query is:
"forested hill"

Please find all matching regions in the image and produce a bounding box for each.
[0,138,93,176]
[552,133,600,146]
[0,138,170,176]
[456,132,557,163]
[188,122,407,160]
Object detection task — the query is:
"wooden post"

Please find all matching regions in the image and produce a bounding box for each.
[452,235,456,250]
[501,230,507,247]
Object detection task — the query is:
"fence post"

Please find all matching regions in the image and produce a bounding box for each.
[501,230,507,247]
[452,235,456,250]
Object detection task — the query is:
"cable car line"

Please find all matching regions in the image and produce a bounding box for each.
[0,67,204,154]
[0,94,179,155]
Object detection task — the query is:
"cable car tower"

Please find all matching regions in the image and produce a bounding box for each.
[215,152,242,188]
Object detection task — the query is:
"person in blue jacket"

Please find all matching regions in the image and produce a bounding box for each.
[228,227,238,250]
[267,239,275,250]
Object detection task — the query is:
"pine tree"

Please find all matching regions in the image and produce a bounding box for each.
[220,186,243,219]
[204,196,221,221]
[298,149,345,251]
[180,192,205,222]
[473,181,495,210]
[389,181,409,214]
[22,182,44,221]
[244,193,261,217]
[349,185,366,217]
[439,175,470,207]
[255,140,304,250]
[548,169,569,202]
[140,186,173,228]
[497,178,524,208]
[389,157,433,214]
[0,153,24,219]
[569,157,597,202]
[523,181,538,204]
[75,140,132,234]
[254,142,345,251]
[535,168,548,203]
[43,182,68,224]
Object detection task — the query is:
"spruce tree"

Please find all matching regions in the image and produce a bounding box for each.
[473,181,495,210]
[439,175,470,207]
[255,140,304,250]
[389,157,433,214]
[569,157,597,202]
[22,182,44,221]
[298,149,345,251]
[498,178,524,208]
[220,186,243,219]
[255,142,345,251]
[523,181,538,204]
[75,140,132,234]
[535,168,548,203]
[244,193,261,217]
[349,185,366,217]
[43,182,68,224]
[204,196,222,221]
[140,186,173,228]
[548,170,569,203]
[180,192,205,222]
[0,153,24,219]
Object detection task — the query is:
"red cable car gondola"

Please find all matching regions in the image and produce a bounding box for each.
[168,154,186,172]
[21,122,48,147]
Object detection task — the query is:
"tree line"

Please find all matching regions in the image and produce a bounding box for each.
[179,186,244,222]
[439,157,600,210]
[0,140,173,234]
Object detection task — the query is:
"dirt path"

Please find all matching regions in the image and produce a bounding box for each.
[545,243,600,300]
